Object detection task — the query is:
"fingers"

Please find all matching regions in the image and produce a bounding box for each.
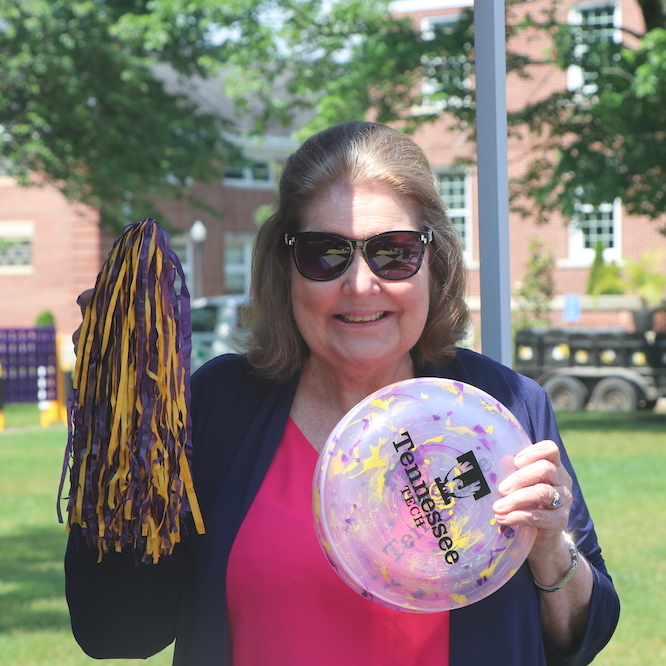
[72,326,83,354]
[77,288,95,314]
[72,288,95,352]
[492,440,573,536]
[498,441,571,495]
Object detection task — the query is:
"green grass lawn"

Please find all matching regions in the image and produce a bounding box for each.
[555,411,666,666]
[0,404,173,666]
[0,404,664,664]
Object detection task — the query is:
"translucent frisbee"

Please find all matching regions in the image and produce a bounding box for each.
[312,377,537,612]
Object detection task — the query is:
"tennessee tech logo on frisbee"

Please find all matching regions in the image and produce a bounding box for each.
[434,450,491,506]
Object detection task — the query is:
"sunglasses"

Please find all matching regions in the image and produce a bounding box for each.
[284,229,433,281]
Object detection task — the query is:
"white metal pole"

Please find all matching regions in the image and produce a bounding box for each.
[474,0,513,367]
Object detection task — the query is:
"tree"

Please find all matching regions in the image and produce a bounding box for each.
[509,2,666,229]
[586,243,625,297]
[0,0,283,229]
[225,0,666,229]
[3,0,665,233]
[0,0,412,229]
[237,0,666,231]
[513,238,556,330]
[623,248,666,308]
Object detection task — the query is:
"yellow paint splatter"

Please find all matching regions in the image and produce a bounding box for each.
[448,518,474,551]
[478,553,506,580]
[443,382,462,396]
[450,593,468,604]
[370,396,397,410]
[378,561,392,584]
[446,425,478,437]
[349,440,388,478]
[481,399,502,415]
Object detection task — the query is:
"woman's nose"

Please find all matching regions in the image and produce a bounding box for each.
[342,250,380,295]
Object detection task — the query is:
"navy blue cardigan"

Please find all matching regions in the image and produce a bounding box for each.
[65,349,619,665]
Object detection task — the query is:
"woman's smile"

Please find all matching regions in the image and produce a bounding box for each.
[334,311,388,324]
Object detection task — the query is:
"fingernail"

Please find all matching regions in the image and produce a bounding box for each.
[497,481,511,494]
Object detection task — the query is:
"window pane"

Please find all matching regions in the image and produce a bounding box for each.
[437,171,469,252]
[579,207,615,249]
[450,215,467,246]
[225,244,245,264]
[251,163,270,181]
[0,239,31,266]
[224,165,245,179]
[581,6,615,39]
[191,305,219,332]
[224,162,272,184]
[439,173,466,209]
[224,272,246,295]
[225,234,254,295]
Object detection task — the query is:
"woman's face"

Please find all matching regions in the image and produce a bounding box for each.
[290,183,430,377]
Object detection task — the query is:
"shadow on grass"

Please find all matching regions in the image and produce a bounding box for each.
[556,410,666,433]
[0,526,71,634]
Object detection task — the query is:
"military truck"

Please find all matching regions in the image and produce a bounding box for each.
[514,328,666,412]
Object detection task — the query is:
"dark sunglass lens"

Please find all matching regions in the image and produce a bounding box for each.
[295,234,351,279]
[366,233,424,279]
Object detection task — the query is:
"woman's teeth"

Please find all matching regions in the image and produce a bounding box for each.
[337,312,386,323]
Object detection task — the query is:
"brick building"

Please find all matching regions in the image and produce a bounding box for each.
[393,0,666,343]
[1,0,664,355]
[0,174,100,341]
[0,57,300,361]
[0,131,296,355]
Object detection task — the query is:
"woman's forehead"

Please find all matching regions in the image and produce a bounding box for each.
[299,184,421,236]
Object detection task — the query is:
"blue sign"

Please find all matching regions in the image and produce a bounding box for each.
[563,294,582,323]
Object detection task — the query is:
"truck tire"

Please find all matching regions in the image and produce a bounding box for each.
[543,376,588,411]
[591,377,638,412]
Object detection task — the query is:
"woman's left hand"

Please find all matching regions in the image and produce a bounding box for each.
[493,440,594,653]
[492,440,572,550]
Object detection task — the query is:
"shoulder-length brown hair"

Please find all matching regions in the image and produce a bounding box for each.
[245,121,470,380]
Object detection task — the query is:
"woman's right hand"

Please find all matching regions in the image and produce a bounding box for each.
[72,288,95,354]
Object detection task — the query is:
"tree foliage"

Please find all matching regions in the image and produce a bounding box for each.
[0,0,258,229]
[0,0,419,228]
[586,243,625,296]
[623,248,666,307]
[513,237,556,330]
[1,0,665,231]
[226,0,666,229]
[244,0,666,231]
[509,4,666,228]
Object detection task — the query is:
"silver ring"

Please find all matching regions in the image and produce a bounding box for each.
[550,488,563,509]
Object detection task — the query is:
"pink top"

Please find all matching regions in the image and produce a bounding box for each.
[227,418,450,666]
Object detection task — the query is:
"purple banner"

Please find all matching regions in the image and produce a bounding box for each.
[0,328,58,404]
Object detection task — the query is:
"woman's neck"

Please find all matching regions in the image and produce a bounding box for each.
[291,354,416,452]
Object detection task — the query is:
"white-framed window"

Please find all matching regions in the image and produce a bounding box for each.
[223,161,274,189]
[0,221,35,276]
[169,234,191,290]
[224,232,254,295]
[419,13,470,108]
[436,169,472,259]
[566,199,622,266]
[567,2,621,92]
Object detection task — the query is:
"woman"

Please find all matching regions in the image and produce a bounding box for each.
[66,121,619,665]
